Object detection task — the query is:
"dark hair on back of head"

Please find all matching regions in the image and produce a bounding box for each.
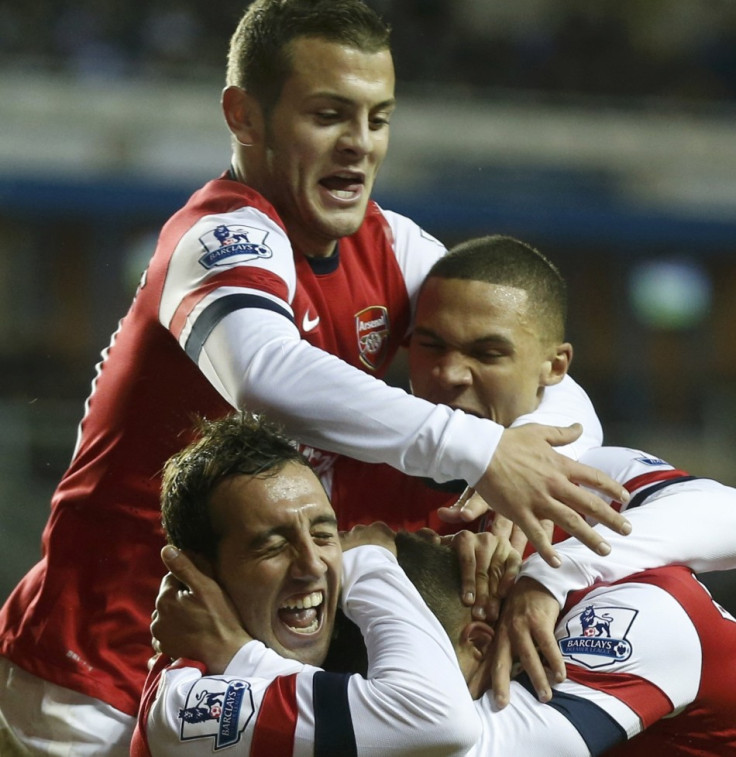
[227,0,391,114]
[395,531,467,641]
[161,411,308,560]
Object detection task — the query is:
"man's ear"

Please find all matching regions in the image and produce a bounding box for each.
[461,620,495,661]
[221,85,264,146]
[541,342,573,387]
[185,550,216,579]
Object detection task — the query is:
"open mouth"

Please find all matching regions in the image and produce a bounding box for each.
[278,590,324,635]
[319,174,364,201]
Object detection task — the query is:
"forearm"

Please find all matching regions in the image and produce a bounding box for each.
[201,309,500,484]
[520,481,736,605]
[340,547,481,754]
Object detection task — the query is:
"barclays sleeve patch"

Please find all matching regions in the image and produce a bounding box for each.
[558,604,638,669]
[178,677,254,750]
[198,223,273,269]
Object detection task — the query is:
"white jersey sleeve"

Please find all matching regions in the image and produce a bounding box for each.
[473,576,705,756]
[518,446,736,606]
[510,375,603,460]
[141,546,480,757]
[160,203,500,486]
[201,308,501,483]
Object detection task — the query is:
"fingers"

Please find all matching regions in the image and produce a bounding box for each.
[414,527,441,545]
[511,511,562,568]
[535,632,566,690]
[561,460,632,530]
[489,628,514,709]
[160,545,206,592]
[450,530,520,622]
[456,490,492,522]
[451,530,484,610]
[436,486,485,524]
[542,422,583,446]
[491,577,564,706]
[516,631,552,703]
[494,546,521,601]
[491,515,530,560]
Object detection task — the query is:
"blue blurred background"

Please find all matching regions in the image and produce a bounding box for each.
[1,0,735,610]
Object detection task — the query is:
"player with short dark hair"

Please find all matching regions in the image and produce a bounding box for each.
[136,435,736,755]
[330,234,597,557]
[0,4,628,753]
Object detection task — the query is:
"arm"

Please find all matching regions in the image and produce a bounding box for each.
[491,450,736,704]
[519,477,736,607]
[478,572,708,756]
[167,207,630,564]
[138,546,480,757]
[438,374,601,566]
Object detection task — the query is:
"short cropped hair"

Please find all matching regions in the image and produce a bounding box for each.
[161,412,309,559]
[395,531,467,641]
[227,0,391,114]
[427,234,567,343]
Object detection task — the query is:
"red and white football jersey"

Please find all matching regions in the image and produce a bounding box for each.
[132,448,736,756]
[474,566,736,756]
[0,174,504,717]
[131,546,481,757]
[329,373,603,533]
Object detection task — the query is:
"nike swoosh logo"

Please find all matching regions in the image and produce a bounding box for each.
[302,310,320,332]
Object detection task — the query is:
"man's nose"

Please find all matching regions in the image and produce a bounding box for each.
[433,352,473,388]
[290,540,327,579]
[337,117,371,157]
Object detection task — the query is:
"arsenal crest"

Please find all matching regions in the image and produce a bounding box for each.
[355,306,390,371]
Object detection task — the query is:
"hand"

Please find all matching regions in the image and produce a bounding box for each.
[472,424,632,567]
[151,545,250,674]
[439,494,551,559]
[489,513,554,558]
[436,487,488,528]
[438,529,521,623]
[488,576,565,708]
[340,522,397,555]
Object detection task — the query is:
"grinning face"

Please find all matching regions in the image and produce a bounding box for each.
[409,277,563,428]
[232,36,395,258]
[207,461,342,667]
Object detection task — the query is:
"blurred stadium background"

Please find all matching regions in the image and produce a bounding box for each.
[1,1,735,610]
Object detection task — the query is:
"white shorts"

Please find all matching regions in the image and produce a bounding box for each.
[0,657,135,756]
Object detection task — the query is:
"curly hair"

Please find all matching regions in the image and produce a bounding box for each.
[161,411,309,559]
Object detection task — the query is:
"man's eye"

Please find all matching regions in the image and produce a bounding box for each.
[370,115,390,129]
[475,351,504,363]
[315,111,340,122]
[312,531,337,542]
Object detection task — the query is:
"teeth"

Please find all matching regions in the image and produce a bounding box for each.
[281,591,323,611]
[292,617,320,635]
[333,189,354,199]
